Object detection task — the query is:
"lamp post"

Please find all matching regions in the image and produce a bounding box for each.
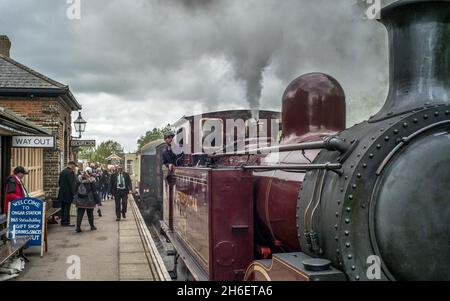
[70,112,88,164]
[73,112,87,139]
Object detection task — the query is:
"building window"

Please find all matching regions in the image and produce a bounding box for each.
[11,148,44,198]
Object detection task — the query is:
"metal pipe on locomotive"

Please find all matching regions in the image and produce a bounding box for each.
[154,0,450,281]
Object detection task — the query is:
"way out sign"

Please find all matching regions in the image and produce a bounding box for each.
[7,198,46,256]
[12,136,55,148]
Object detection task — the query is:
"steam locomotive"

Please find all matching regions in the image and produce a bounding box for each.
[159,0,450,281]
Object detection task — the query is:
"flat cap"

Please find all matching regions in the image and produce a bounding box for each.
[13,166,29,174]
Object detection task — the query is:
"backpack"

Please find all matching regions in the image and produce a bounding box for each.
[77,183,89,198]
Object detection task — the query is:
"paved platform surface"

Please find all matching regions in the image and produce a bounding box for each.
[15,197,157,281]
[119,208,154,281]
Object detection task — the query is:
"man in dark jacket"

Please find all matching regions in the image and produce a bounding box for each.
[99,170,110,201]
[58,161,77,227]
[162,133,177,171]
[110,166,132,221]
[162,133,184,185]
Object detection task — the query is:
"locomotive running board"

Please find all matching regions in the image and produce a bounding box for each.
[244,253,346,281]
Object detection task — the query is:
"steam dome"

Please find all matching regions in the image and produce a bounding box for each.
[281,73,346,142]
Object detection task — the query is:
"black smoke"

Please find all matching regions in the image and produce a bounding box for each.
[0,0,397,150]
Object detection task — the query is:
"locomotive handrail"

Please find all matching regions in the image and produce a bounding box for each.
[210,136,351,157]
[241,162,342,172]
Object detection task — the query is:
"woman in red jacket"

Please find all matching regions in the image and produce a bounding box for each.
[3,166,29,214]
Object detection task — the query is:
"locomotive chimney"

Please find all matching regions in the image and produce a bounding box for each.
[372,0,450,121]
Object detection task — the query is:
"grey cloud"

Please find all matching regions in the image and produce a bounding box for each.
[176,0,219,10]
[1,0,397,150]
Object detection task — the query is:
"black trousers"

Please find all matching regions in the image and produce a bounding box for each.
[77,208,94,228]
[60,201,72,225]
[114,190,128,218]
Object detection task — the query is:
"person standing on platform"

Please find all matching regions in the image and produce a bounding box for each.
[57,161,77,227]
[76,163,83,177]
[93,168,103,217]
[99,169,110,201]
[107,168,115,200]
[74,170,99,233]
[3,166,29,214]
[110,166,132,221]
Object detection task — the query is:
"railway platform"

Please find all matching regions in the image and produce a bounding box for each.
[12,197,170,281]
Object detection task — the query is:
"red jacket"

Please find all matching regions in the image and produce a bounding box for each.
[3,175,25,214]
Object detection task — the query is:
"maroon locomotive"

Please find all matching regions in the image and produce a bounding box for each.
[160,0,450,281]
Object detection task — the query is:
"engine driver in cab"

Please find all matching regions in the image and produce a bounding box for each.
[162,133,177,173]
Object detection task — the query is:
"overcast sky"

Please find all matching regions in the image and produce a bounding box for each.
[0,0,395,152]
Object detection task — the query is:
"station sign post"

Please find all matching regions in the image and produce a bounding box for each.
[7,198,47,257]
[70,140,96,148]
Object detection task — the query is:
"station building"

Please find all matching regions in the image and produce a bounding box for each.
[0,107,52,212]
[0,35,81,206]
[106,153,123,167]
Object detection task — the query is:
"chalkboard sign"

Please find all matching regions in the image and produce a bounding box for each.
[7,198,46,256]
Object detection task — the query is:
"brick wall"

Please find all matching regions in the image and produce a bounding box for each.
[0,96,73,201]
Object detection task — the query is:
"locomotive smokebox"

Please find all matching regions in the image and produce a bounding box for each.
[282,73,346,143]
[296,0,450,281]
[373,0,450,121]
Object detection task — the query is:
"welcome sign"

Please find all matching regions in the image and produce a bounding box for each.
[7,198,46,256]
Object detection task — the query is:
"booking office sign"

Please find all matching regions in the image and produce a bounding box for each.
[7,198,46,256]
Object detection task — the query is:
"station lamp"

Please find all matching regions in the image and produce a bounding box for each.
[73,112,87,139]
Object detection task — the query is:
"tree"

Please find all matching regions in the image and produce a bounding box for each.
[78,147,95,161]
[137,124,173,150]
[93,140,124,164]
